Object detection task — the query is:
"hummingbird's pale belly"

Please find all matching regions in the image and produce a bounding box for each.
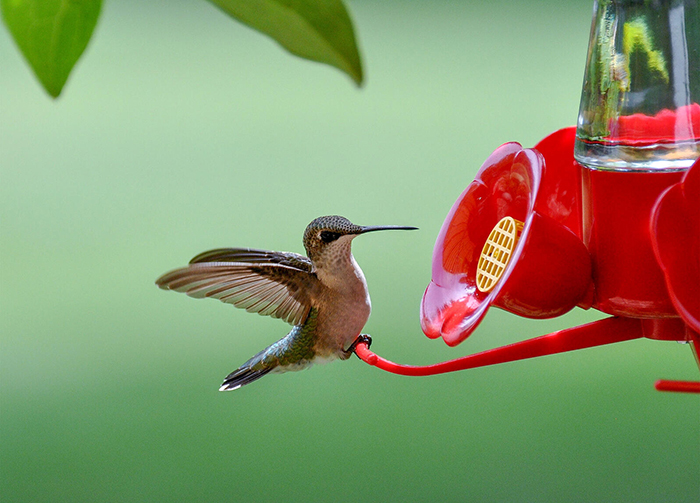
[312,252,372,357]
[313,288,371,356]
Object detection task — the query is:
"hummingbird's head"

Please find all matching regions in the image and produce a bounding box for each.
[302,215,417,265]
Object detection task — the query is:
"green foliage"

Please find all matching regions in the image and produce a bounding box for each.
[208,0,363,85]
[1,0,102,98]
[0,0,363,98]
[623,18,669,83]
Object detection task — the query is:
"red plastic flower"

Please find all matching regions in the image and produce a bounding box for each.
[651,158,700,332]
[421,128,592,346]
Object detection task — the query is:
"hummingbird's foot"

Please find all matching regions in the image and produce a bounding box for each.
[342,334,372,359]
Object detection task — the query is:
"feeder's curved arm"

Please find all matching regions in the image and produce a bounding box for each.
[355,317,643,376]
[655,380,700,393]
[355,317,700,393]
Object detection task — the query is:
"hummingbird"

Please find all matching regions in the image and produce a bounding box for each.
[156,215,417,391]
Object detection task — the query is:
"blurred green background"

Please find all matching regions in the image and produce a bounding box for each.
[1,1,698,501]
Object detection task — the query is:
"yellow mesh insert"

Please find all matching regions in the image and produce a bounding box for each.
[476,216,524,293]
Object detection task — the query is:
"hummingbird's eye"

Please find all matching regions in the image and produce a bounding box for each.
[319,231,341,243]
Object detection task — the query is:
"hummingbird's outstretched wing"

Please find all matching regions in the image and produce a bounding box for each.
[155,248,317,326]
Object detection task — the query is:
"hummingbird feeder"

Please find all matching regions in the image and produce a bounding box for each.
[355,0,700,393]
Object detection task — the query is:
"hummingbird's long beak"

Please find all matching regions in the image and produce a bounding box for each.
[357,225,418,235]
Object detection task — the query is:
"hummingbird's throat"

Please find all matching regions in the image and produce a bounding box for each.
[315,237,364,290]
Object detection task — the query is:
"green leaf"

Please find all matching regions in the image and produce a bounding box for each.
[208,0,363,85]
[1,0,102,98]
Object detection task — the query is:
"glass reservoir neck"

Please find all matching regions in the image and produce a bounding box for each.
[574,0,700,172]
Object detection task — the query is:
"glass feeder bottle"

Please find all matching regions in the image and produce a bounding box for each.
[575,0,700,171]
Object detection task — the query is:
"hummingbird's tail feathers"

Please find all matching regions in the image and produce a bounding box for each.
[219,365,274,391]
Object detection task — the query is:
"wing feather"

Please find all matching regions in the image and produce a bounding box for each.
[189,248,313,272]
[156,249,318,326]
